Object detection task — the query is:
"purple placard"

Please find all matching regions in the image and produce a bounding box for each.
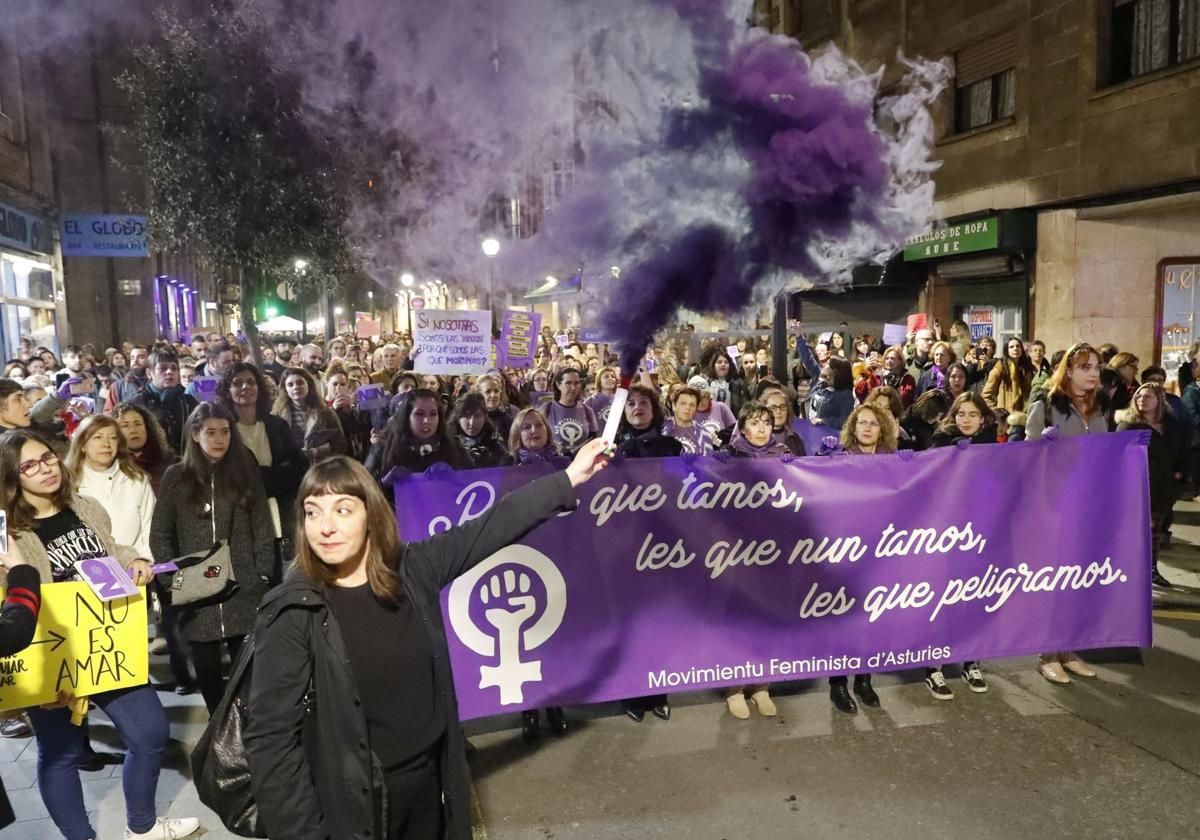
[529,390,555,406]
[356,384,388,411]
[193,376,220,403]
[75,556,140,601]
[498,310,541,369]
[395,432,1152,720]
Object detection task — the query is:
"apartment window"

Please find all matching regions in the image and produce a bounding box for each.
[1110,0,1200,84]
[953,31,1018,133]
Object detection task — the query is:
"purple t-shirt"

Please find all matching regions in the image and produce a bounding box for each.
[694,401,735,439]
[538,401,599,454]
[585,392,616,425]
[662,419,716,455]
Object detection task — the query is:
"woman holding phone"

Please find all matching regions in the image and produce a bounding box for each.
[245,441,612,840]
[0,429,200,840]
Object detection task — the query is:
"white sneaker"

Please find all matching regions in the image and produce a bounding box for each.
[125,817,201,839]
[1062,657,1097,678]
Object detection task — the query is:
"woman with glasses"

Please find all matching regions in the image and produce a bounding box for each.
[757,383,806,456]
[0,429,201,840]
[150,402,277,713]
[822,404,896,714]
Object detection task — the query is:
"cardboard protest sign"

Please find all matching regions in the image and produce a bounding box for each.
[413,310,491,375]
[499,310,541,369]
[356,312,381,338]
[0,583,148,711]
[882,323,907,346]
[530,390,555,406]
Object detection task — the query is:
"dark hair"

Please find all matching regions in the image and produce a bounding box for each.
[552,367,584,402]
[865,385,903,420]
[1141,365,1167,381]
[702,348,734,380]
[451,393,495,438]
[1098,343,1119,365]
[207,340,233,363]
[1049,349,1066,369]
[826,357,854,391]
[64,344,83,357]
[616,384,666,435]
[273,367,324,414]
[936,392,995,437]
[371,388,463,479]
[905,389,951,425]
[0,429,74,531]
[0,378,22,403]
[113,400,174,467]
[994,337,1033,393]
[294,456,403,605]
[737,400,773,431]
[672,386,702,406]
[178,402,261,515]
[390,372,420,394]
[945,361,970,394]
[217,362,273,419]
[147,348,179,372]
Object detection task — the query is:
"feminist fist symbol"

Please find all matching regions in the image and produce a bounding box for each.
[477,569,542,705]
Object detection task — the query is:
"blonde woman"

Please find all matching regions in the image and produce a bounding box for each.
[65,415,155,558]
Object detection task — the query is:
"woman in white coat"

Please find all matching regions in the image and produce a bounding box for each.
[65,414,156,557]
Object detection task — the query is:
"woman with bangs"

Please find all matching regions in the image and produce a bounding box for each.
[367,387,469,496]
[924,392,997,700]
[585,366,621,425]
[475,374,518,442]
[1025,343,1110,685]
[244,442,612,840]
[507,406,561,466]
[1116,381,1185,588]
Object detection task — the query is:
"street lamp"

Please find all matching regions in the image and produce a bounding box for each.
[481,238,500,323]
[294,258,310,342]
[400,272,415,287]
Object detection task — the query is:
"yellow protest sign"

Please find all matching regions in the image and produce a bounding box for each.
[0,582,148,711]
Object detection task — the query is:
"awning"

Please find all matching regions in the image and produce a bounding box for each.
[256,315,306,332]
[524,272,581,302]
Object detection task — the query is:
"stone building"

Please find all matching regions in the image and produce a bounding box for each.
[763,0,1200,375]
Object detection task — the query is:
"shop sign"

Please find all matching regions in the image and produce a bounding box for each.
[60,215,150,258]
[966,306,995,340]
[904,217,999,261]
[0,200,52,256]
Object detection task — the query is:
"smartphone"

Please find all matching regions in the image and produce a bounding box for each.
[0,509,8,555]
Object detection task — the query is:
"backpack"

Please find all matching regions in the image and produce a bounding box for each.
[190,624,316,837]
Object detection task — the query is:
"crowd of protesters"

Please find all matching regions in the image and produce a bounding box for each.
[0,315,1186,840]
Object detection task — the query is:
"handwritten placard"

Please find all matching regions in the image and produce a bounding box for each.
[499,310,541,369]
[413,309,492,375]
[0,583,148,711]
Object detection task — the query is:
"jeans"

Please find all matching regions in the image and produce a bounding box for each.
[28,684,168,840]
[190,635,246,713]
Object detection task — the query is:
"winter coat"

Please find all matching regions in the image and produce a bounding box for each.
[900,415,939,452]
[616,427,684,459]
[1116,416,1186,513]
[457,431,512,469]
[1025,393,1110,440]
[794,340,854,430]
[0,495,142,590]
[1181,382,1200,449]
[149,463,276,643]
[77,462,156,558]
[130,384,198,456]
[982,360,1032,413]
[930,425,999,448]
[244,471,578,840]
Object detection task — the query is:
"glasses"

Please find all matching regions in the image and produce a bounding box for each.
[19,451,59,477]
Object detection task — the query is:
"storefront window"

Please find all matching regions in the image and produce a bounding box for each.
[3,303,57,359]
[1159,261,1200,381]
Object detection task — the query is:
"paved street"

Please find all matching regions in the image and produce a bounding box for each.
[5,509,1200,840]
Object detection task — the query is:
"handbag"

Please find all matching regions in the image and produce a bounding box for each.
[169,478,239,607]
[192,619,318,837]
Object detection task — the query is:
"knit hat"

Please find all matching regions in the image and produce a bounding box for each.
[687,375,710,391]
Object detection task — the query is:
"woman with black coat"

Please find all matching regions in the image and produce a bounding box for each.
[366,388,469,497]
[1116,382,1186,588]
[900,390,951,452]
[452,393,511,469]
[926,392,997,700]
[149,402,277,713]
[218,362,309,550]
[244,442,612,840]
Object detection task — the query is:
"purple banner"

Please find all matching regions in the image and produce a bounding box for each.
[394,432,1152,720]
[498,310,541,369]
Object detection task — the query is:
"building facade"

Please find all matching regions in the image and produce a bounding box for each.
[763,0,1200,375]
